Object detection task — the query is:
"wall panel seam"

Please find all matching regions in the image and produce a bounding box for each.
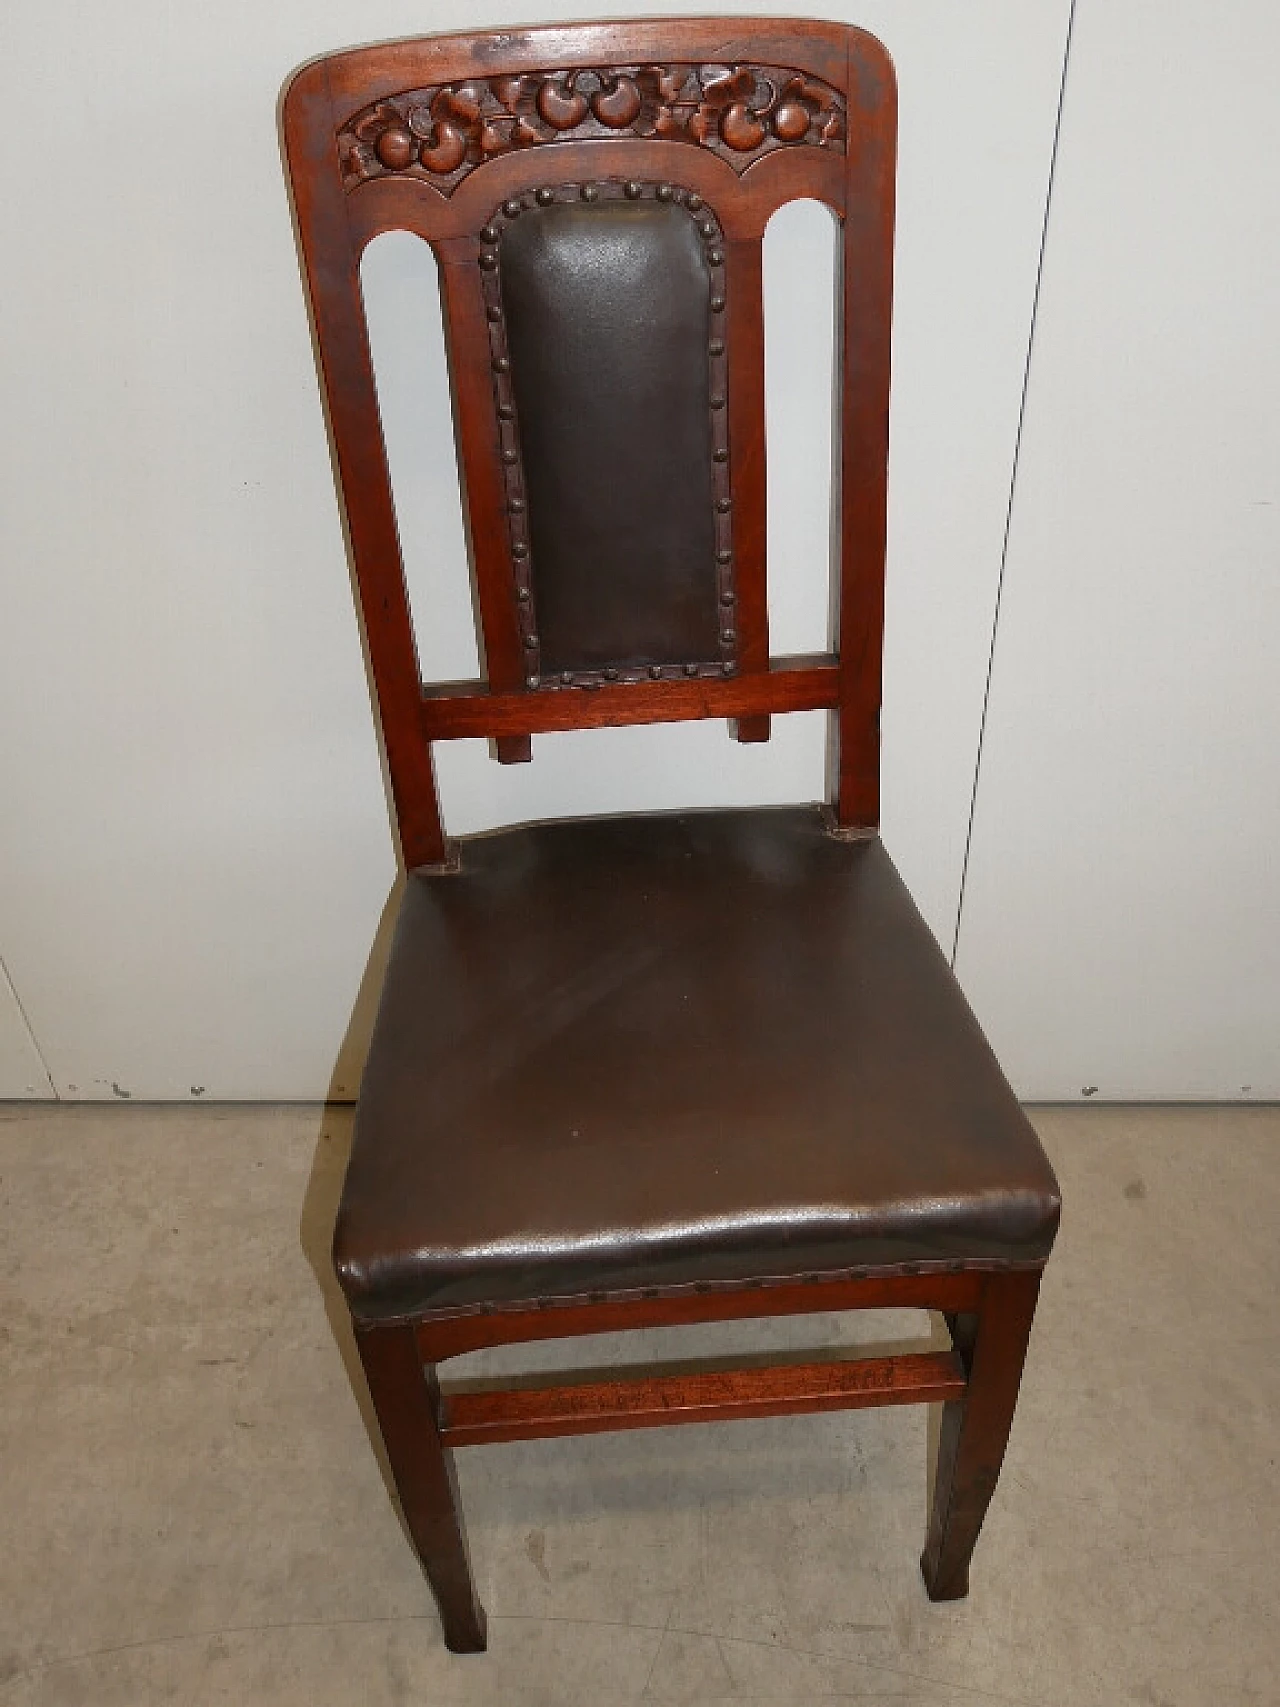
[951,0,1079,968]
[0,951,58,1098]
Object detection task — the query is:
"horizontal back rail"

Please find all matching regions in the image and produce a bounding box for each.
[321,19,856,114]
[344,135,845,250]
[419,653,838,739]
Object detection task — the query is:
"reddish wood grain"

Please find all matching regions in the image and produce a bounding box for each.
[343,137,843,254]
[439,1351,966,1446]
[283,60,448,866]
[723,236,770,744]
[435,254,530,769]
[419,655,838,740]
[833,34,896,829]
[921,1271,1043,1601]
[355,1322,487,1650]
[319,20,857,118]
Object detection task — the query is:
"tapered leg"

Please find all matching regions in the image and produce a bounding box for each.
[355,1321,487,1652]
[921,1270,1042,1601]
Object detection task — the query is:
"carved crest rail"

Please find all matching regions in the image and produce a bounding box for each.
[338,62,847,193]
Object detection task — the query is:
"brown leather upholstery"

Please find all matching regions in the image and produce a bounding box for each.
[501,199,721,673]
[335,807,1060,1323]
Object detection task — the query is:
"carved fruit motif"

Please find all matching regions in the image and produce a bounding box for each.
[337,61,847,191]
[420,126,465,173]
[374,126,416,170]
[771,99,811,142]
[591,75,643,128]
[772,75,843,147]
[720,103,766,151]
[693,64,765,151]
[536,78,588,129]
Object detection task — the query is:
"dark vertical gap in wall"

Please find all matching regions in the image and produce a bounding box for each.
[951,0,1080,967]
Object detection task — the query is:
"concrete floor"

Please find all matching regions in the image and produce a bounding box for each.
[0,1104,1276,1706]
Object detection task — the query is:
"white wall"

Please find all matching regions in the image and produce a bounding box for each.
[955,0,1280,1098]
[0,962,52,1100]
[0,2,1069,1099]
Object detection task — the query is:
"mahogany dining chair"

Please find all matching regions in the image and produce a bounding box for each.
[282,16,1060,1653]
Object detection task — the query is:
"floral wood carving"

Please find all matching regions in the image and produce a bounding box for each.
[338,63,845,193]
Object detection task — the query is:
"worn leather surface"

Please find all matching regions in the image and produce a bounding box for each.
[334,808,1061,1321]
[500,201,720,672]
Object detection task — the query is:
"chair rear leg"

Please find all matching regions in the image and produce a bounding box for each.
[921,1270,1043,1601]
[355,1320,487,1652]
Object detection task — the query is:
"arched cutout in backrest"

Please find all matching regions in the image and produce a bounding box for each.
[763,196,841,657]
[359,231,479,686]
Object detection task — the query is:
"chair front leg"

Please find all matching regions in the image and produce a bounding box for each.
[355,1320,487,1652]
[921,1269,1043,1600]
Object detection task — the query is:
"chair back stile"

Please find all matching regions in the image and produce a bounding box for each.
[282,20,896,866]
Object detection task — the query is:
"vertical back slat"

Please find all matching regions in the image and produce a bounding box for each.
[723,238,772,744]
[834,39,897,829]
[436,247,532,764]
[284,61,448,865]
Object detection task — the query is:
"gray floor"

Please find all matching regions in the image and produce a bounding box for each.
[1,1103,1276,1706]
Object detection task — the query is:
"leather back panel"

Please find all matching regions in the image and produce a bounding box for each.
[500,200,720,673]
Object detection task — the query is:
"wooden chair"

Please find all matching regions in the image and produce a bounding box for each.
[282,17,1060,1653]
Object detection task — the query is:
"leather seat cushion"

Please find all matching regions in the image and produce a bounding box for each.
[334,807,1060,1322]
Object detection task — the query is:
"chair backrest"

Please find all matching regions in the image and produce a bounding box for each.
[282,18,896,867]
